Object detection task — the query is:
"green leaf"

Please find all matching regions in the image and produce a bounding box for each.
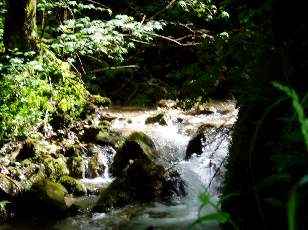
[0,200,11,209]
[288,189,297,230]
[189,212,230,229]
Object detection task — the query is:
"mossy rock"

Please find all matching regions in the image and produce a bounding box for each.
[43,155,69,181]
[93,177,136,212]
[94,159,186,212]
[91,95,111,107]
[145,113,167,126]
[111,132,158,177]
[0,173,21,197]
[67,154,85,179]
[31,179,68,210]
[88,152,106,178]
[15,139,48,162]
[58,176,86,196]
[82,123,110,143]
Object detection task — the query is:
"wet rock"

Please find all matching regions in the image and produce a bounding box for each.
[43,155,70,181]
[185,124,215,159]
[94,159,186,212]
[88,152,106,178]
[29,179,69,211]
[58,176,87,196]
[111,132,158,177]
[67,154,85,179]
[145,113,167,126]
[158,99,177,108]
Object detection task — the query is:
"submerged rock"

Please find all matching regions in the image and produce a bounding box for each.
[111,132,158,177]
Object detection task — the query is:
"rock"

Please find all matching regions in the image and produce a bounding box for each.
[111,132,158,177]
[15,140,36,161]
[88,152,106,178]
[93,159,186,212]
[43,155,70,181]
[145,113,167,126]
[185,124,216,159]
[126,159,186,200]
[0,173,21,197]
[90,95,111,107]
[158,99,177,108]
[67,154,85,179]
[30,179,69,210]
[58,176,87,196]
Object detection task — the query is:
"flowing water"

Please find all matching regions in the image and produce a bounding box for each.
[1,100,238,230]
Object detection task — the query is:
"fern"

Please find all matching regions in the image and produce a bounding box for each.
[273,82,308,150]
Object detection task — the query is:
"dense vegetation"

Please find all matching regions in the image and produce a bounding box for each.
[0,0,307,229]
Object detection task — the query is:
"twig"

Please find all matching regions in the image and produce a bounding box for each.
[86,0,109,9]
[151,33,183,46]
[89,65,139,74]
[140,15,146,25]
[129,38,152,45]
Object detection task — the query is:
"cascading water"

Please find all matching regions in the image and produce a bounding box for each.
[1,101,237,230]
[52,101,237,230]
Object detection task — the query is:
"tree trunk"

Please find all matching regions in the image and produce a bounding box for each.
[3,0,37,51]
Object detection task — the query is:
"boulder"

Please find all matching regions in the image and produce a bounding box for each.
[185,124,214,159]
[94,159,186,212]
[58,176,87,196]
[145,113,167,126]
[158,99,177,108]
[30,179,69,211]
[67,154,85,179]
[88,152,106,178]
[111,132,158,177]
[0,173,21,197]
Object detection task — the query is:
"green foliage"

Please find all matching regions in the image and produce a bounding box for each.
[51,15,164,62]
[0,48,90,144]
[190,193,238,229]
[0,0,6,51]
[0,200,10,211]
[273,82,308,150]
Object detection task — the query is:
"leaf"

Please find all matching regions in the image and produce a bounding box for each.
[189,212,230,229]
[298,175,308,186]
[264,197,283,207]
[199,193,210,205]
[287,189,297,230]
[0,200,11,209]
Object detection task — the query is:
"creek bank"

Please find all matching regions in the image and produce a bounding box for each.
[1,99,238,228]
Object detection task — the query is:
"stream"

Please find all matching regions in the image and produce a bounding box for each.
[0,100,237,230]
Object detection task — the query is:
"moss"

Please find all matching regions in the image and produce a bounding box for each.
[91,95,111,107]
[111,131,158,176]
[32,179,68,210]
[145,113,167,125]
[58,176,86,196]
[43,155,69,181]
[93,178,136,212]
[67,154,85,179]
